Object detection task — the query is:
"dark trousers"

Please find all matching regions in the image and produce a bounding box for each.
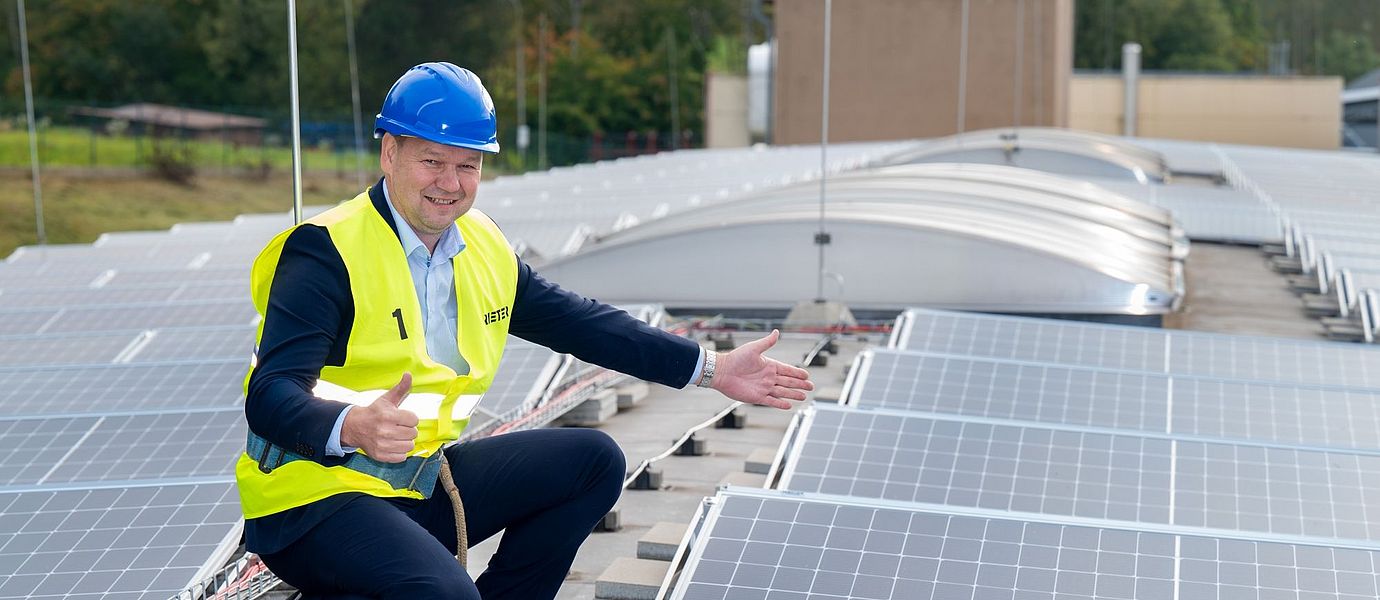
[259,428,626,600]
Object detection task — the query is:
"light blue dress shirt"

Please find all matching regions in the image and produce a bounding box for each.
[326,181,468,455]
[325,181,704,456]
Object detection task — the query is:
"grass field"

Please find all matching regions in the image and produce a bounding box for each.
[0,172,364,258]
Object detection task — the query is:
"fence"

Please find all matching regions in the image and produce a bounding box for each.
[3,98,701,177]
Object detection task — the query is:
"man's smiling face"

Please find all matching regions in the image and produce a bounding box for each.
[380,133,484,249]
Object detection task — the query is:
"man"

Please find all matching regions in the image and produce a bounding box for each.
[237,62,813,599]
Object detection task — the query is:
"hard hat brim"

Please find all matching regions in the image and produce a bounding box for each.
[374,119,501,154]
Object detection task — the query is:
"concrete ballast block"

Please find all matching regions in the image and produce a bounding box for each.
[615,382,649,409]
[744,447,777,475]
[637,522,688,561]
[718,471,767,489]
[557,390,618,426]
[595,557,669,600]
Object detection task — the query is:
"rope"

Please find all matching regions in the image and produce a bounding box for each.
[438,452,468,568]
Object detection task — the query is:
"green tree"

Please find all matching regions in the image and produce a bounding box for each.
[1318,29,1380,82]
[1155,0,1237,71]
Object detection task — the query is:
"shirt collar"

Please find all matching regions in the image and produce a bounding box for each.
[381,179,465,261]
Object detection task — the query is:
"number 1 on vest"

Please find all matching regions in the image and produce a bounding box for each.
[391,308,408,340]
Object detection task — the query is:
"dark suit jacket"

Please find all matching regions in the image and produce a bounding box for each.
[244,180,699,554]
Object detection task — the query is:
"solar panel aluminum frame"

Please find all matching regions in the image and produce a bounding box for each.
[782,403,1380,546]
[840,348,1380,453]
[839,351,875,407]
[186,517,244,594]
[655,495,718,600]
[886,310,913,350]
[836,351,870,404]
[894,307,1380,390]
[769,407,819,493]
[763,409,811,490]
[663,485,1380,600]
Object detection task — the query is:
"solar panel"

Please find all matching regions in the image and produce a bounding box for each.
[894,308,1380,389]
[850,349,1380,450]
[163,282,247,303]
[0,411,242,487]
[0,287,182,309]
[43,410,244,485]
[0,332,143,366]
[0,361,245,416]
[0,417,102,487]
[127,327,254,364]
[780,406,1380,543]
[479,337,563,417]
[851,349,1167,432]
[0,481,240,600]
[35,301,257,335]
[0,301,255,337]
[668,488,1380,600]
[103,268,244,288]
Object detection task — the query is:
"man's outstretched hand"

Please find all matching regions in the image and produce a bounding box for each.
[340,373,419,463]
[710,330,814,409]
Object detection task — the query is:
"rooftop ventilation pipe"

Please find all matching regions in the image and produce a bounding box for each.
[1122,43,1141,137]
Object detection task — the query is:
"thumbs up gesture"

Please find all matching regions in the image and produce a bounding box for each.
[340,373,419,463]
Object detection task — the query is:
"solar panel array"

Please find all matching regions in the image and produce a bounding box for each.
[664,308,1380,599]
[2,143,894,598]
[1200,142,1380,340]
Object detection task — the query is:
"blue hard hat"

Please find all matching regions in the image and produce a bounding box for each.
[374,62,500,153]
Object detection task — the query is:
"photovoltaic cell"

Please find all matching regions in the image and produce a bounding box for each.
[853,350,1167,432]
[784,407,1173,524]
[0,418,103,487]
[479,337,562,417]
[0,411,243,487]
[895,308,1380,389]
[852,349,1380,450]
[37,301,257,334]
[1171,377,1380,450]
[43,411,245,485]
[105,268,244,288]
[0,482,240,600]
[0,287,182,309]
[128,327,254,364]
[670,489,1380,600]
[0,332,141,366]
[782,406,1380,544]
[164,282,247,303]
[0,301,257,337]
[0,361,245,416]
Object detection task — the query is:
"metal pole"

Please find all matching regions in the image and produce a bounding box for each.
[344,0,366,189]
[1122,42,1141,137]
[667,27,680,150]
[511,0,528,167]
[956,0,969,133]
[16,0,44,246]
[815,0,831,302]
[1013,0,1024,128]
[287,0,304,224]
[538,13,548,170]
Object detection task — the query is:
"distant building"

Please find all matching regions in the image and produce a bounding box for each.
[771,0,1074,145]
[71,103,267,144]
[1342,69,1380,148]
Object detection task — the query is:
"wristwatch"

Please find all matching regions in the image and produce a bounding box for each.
[696,350,718,388]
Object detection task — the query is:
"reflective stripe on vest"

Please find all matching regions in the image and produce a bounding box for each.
[236,190,516,519]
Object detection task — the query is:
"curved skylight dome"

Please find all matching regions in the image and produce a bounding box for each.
[540,166,1182,315]
[885,127,1171,184]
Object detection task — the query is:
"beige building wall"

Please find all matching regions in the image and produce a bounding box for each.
[1070,74,1343,149]
[706,72,750,148]
[773,0,1072,145]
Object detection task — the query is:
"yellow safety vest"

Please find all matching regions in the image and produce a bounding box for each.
[236,190,517,519]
